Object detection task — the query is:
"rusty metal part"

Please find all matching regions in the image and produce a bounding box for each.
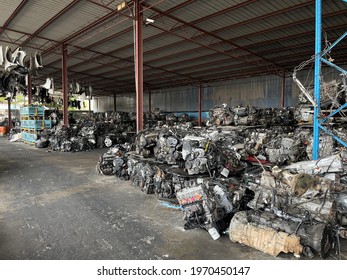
[230,210,333,258]
[230,211,303,257]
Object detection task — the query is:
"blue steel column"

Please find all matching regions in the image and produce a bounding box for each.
[313,0,321,160]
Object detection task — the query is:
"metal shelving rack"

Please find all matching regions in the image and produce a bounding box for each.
[313,0,347,159]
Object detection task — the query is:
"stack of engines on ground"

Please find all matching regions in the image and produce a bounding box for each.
[34,108,191,152]
[97,116,347,259]
[35,112,136,152]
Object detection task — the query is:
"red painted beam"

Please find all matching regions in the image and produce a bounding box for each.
[62,43,69,127]
[148,89,151,113]
[198,82,202,126]
[135,0,144,132]
[281,67,286,108]
[7,98,12,130]
[27,75,32,105]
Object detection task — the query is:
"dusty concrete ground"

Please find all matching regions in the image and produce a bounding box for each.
[0,137,345,260]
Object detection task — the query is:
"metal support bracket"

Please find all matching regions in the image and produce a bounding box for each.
[313,0,347,159]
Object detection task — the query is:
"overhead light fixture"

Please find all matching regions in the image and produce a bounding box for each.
[117,1,126,11]
[145,18,154,26]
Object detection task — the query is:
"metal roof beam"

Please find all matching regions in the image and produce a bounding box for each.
[115,10,347,69]
[145,4,280,68]
[42,0,195,69]
[18,0,82,48]
[41,3,134,56]
[231,9,347,43]
[96,0,314,72]
[108,0,259,58]
[0,0,29,34]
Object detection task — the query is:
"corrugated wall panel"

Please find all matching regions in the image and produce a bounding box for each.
[106,66,347,113]
[151,86,198,112]
[205,75,283,108]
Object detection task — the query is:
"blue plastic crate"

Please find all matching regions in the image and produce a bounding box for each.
[20,106,44,117]
[21,131,28,141]
[27,133,37,142]
[44,120,52,129]
[27,120,45,130]
[27,120,52,130]
[21,119,28,128]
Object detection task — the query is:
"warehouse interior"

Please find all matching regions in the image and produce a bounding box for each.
[1,0,347,260]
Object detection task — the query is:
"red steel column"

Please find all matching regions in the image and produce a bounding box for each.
[281,66,286,108]
[135,0,143,132]
[27,75,32,105]
[148,89,151,113]
[7,98,12,130]
[114,93,117,112]
[62,43,69,126]
[198,82,202,126]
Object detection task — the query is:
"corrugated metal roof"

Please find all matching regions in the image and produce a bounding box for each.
[1,0,347,95]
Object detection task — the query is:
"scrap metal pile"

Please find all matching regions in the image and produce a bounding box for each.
[96,102,347,259]
[33,109,192,152]
[0,45,43,99]
[238,154,347,258]
[207,104,297,126]
[34,112,136,152]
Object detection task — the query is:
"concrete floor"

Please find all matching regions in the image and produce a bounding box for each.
[0,137,345,260]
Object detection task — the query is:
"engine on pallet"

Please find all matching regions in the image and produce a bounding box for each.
[127,157,156,194]
[247,168,343,223]
[240,154,347,258]
[233,106,260,126]
[154,129,182,164]
[153,166,177,203]
[176,178,244,240]
[135,130,158,158]
[244,130,268,157]
[208,104,297,127]
[96,144,132,178]
[265,135,307,165]
[207,103,234,126]
[211,133,244,177]
[182,135,218,175]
